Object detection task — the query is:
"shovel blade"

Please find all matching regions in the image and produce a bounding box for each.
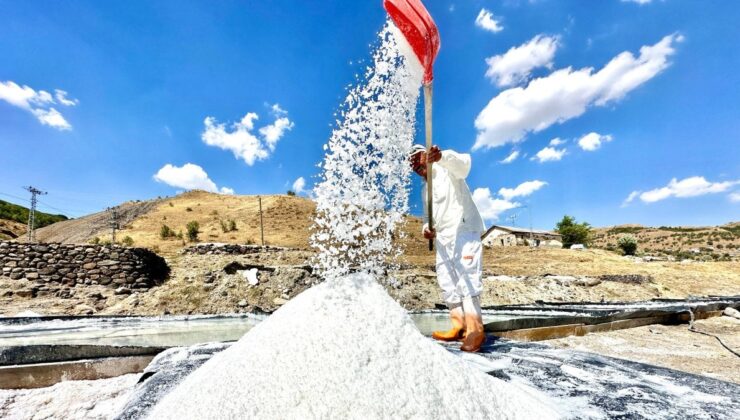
[383,0,440,84]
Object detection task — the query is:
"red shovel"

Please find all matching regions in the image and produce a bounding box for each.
[383,0,440,251]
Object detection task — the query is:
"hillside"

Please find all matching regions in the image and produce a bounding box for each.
[591,223,740,260]
[29,190,434,259]
[0,199,68,232]
[0,219,26,240]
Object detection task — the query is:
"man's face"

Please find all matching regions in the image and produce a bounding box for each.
[410,152,426,178]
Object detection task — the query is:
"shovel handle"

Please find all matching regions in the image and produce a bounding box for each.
[424,83,434,252]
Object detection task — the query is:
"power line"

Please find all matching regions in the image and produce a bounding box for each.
[24,186,47,242]
[0,191,30,203]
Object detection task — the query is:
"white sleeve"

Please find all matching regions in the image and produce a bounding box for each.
[437,150,471,179]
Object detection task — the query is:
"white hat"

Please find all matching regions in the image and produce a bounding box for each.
[408,144,426,158]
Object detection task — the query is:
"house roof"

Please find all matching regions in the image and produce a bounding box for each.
[482,225,562,240]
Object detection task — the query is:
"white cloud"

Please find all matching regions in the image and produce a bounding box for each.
[729,192,740,203]
[0,80,76,130]
[54,89,78,106]
[259,116,295,150]
[292,177,306,194]
[485,35,558,87]
[474,33,683,149]
[475,9,503,33]
[549,137,566,146]
[621,190,641,207]
[531,146,566,163]
[626,176,740,204]
[153,163,233,194]
[202,106,294,165]
[499,180,547,200]
[472,188,519,222]
[500,150,520,164]
[578,132,613,151]
[473,180,548,222]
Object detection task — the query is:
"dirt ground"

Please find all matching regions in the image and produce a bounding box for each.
[2,245,739,317]
[548,316,740,384]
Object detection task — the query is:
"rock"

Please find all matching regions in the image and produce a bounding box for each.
[723,307,740,320]
[203,284,216,292]
[242,268,259,286]
[83,262,97,269]
[15,289,35,298]
[75,304,95,315]
[237,300,248,308]
[273,297,288,306]
[25,272,39,280]
[115,287,132,295]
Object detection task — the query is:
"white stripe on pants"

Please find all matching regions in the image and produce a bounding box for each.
[435,231,482,306]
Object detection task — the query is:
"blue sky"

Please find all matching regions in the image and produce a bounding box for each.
[1,0,738,229]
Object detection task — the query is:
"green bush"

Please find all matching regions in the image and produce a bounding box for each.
[617,235,638,256]
[186,221,200,242]
[160,224,176,239]
[286,190,296,196]
[89,236,100,245]
[555,215,591,248]
[121,236,134,247]
[228,219,237,232]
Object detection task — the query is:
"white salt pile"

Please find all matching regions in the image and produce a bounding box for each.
[147,274,559,419]
[146,23,560,419]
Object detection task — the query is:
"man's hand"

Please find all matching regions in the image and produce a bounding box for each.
[423,226,436,240]
[424,145,442,164]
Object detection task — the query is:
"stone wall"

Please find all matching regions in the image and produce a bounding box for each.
[183,243,290,255]
[0,241,169,294]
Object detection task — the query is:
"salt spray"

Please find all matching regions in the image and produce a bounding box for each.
[146,23,561,420]
[310,23,422,283]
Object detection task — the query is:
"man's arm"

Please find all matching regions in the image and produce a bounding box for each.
[437,150,471,179]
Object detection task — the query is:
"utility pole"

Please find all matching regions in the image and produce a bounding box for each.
[258,196,265,246]
[107,207,119,244]
[507,212,519,227]
[24,186,47,243]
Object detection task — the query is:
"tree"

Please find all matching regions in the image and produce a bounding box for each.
[618,235,638,256]
[555,215,591,248]
[286,190,296,196]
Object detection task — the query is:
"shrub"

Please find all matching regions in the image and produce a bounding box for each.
[287,190,296,196]
[89,236,100,245]
[121,236,134,246]
[220,219,228,233]
[160,224,176,239]
[186,207,193,212]
[186,221,200,242]
[618,235,638,256]
[228,219,237,232]
[555,215,591,248]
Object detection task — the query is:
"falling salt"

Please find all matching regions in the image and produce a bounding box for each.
[310,23,422,283]
[146,23,560,419]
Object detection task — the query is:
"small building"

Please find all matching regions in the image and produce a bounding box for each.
[481,225,562,248]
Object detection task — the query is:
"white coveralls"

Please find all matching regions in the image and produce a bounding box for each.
[422,150,486,307]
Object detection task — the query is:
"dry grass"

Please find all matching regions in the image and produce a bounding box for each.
[120,191,314,256]
[0,219,26,240]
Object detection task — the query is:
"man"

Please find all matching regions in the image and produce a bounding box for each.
[409,144,486,352]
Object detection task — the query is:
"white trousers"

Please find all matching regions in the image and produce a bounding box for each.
[435,231,483,306]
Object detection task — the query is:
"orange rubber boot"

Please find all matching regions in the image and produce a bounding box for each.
[460,297,485,352]
[432,306,465,342]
